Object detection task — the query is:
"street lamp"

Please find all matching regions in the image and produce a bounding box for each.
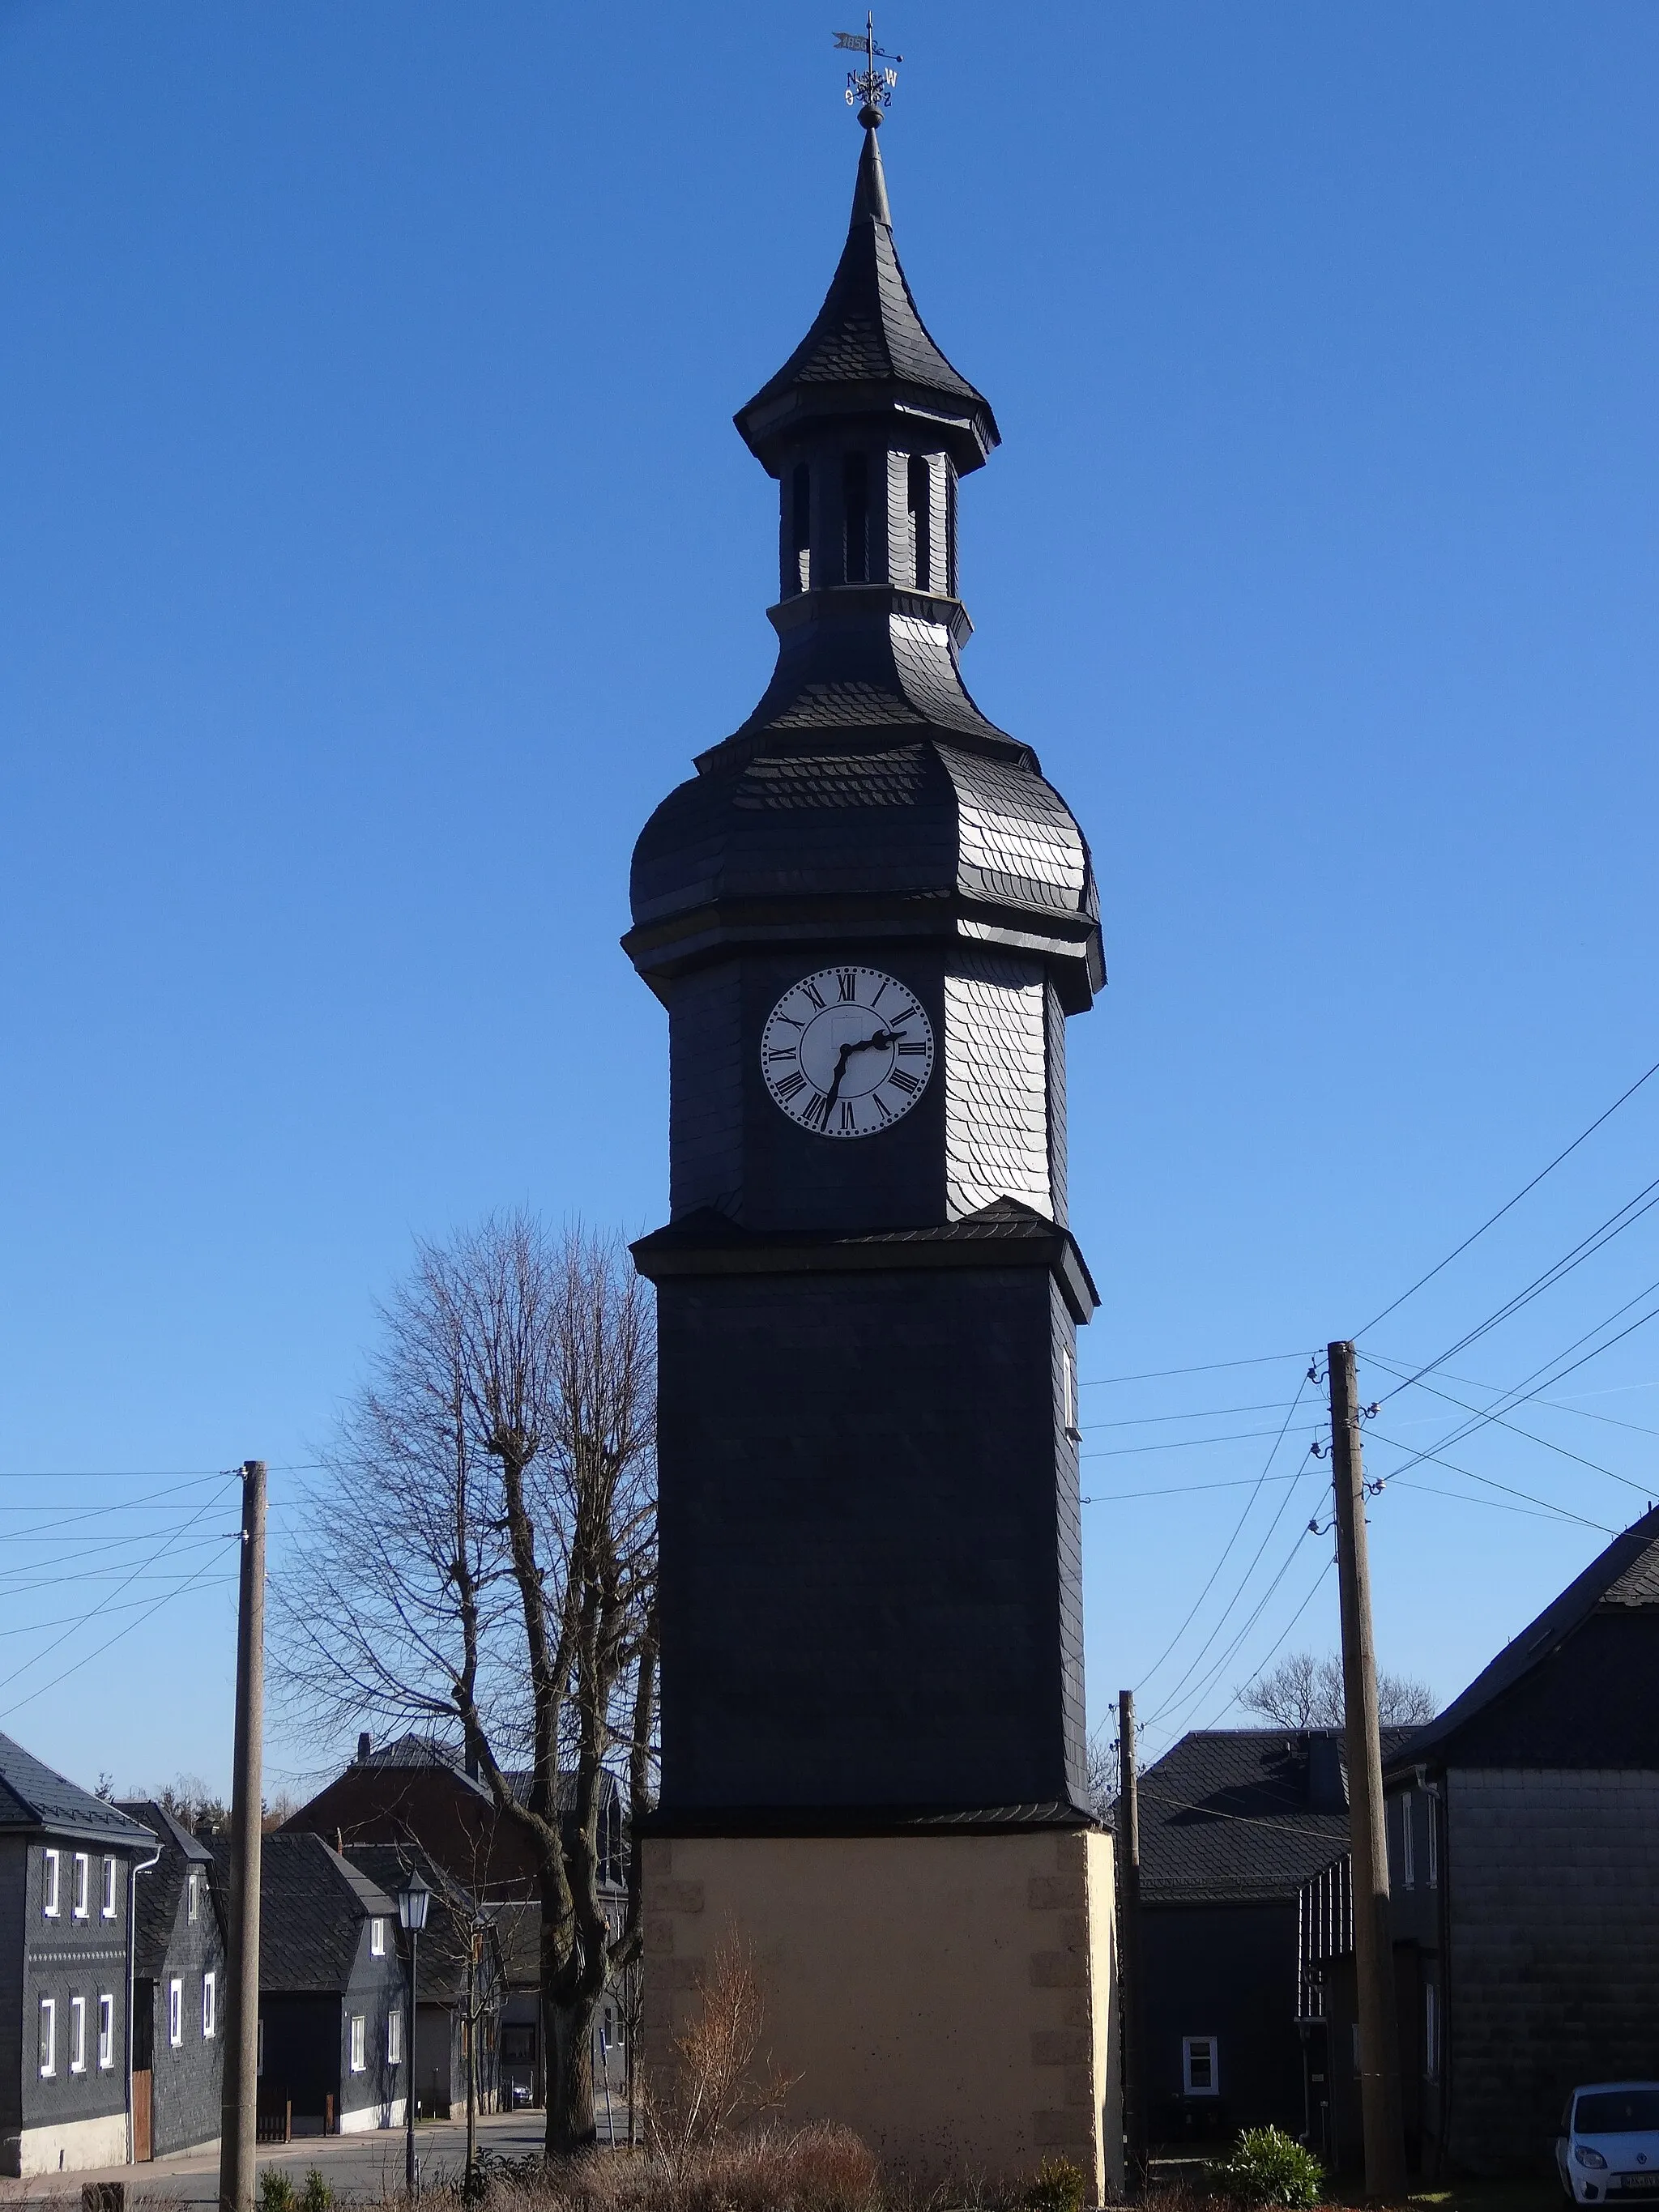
[398,1871,431,2198]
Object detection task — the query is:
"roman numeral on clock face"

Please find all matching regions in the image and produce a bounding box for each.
[800,978,825,1011]
[889,1069,919,1095]
[837,970,858,1002]
[774,1071,807,1101]
[801,1090,832,1132]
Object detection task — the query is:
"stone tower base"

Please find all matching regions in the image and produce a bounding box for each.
[642,1827,1121,2201]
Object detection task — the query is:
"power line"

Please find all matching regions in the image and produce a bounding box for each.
[1081,1397,1302,1431]
[1368,1433,1618,1533]
[1134,1375,1313,1694]
[1081,1353,1306,1389]
[0,1550,232,1723]
[1364,1356,1652,1498]
[1387,1475,1615,1528]
[1354,1052,1659,1339]
[1084,1471,1311,1505]
[1084,1424,1313,1460]
[1204,1558,1337,1732]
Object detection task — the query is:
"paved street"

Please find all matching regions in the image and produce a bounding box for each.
[0,2107,636,2206]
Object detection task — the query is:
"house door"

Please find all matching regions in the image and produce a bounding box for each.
[133,2070,153,2163]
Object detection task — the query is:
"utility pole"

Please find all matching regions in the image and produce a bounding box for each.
[1328,1344,1408,2201]
[219,1461,267,2212]
[1116,1688,1146,2196]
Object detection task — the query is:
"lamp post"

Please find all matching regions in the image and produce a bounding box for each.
[397,1870,430,2198]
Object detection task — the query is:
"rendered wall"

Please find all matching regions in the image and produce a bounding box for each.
[9,2108,128,2179]
[642,1830,1120,2201]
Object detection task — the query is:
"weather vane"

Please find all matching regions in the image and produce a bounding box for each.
[834,15,902,120]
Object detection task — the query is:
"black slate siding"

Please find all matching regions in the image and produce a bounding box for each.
[1142,1899,1306,2142]
[19,1840,129,2133]
[654,1261,1088,1818]
[0,1837,23,2138]
[143,1869,224,2156]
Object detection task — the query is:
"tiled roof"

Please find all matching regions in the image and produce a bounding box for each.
[1386,1504,1659,1773]
[1138,1728,1416,1904]
[0,1733,157,1848]
[209,1831,397,1995]
[343,1733,591,1813]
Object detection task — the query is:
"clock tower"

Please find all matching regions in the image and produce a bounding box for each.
[627,94,1119,2195]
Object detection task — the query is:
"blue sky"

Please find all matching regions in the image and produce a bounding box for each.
[3,1,1659,1794]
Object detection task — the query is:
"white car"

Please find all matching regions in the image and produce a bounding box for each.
[1557,2084,1659,2203]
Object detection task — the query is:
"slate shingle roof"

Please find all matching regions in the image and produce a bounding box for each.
[0,1733,157,1848]
[735,126,996,477]
[208,1831,397,1995]
[1384,1503,1659,1775]
[1139,1728,1416,1905]
[117,1801,215,1979]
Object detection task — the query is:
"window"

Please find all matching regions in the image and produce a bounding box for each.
[790,462,811,594]
[70,1995,87,2073]
[906,454,932,591]
[40,1997,56,2077]
[1424,1984,1439,2082]
[258,2018,265,2078]
[349,2014,367,2073]
[945,466,958,595]
[1427,1794,1439,1888]
[168,1978,183,2049]
[388,2009,403,2066]
[1400,1793,1415,1890]
[42,1848,61,1919]
[1182,2035,1218,2095]
[98,1994,114,2070]
[101,1856,118,1920]
[1062,1345,1080,1439]
[203,1972,216,2040]
[370,1916,386,1958]
[73,1853,90,1920]
[188,1869,200,1922]
[842,453,868,583]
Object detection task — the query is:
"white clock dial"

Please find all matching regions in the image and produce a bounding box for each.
[761,965,935,1140]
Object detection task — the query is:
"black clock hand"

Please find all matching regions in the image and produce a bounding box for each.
[824,1028,900,1110]
[823,1041,857,1110]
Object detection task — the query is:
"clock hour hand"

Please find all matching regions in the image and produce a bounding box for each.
[824,1028,899,1109]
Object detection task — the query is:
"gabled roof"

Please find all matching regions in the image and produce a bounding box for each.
[117,1801,218,1980]
[1138,1728,1416,1905]
[734,122,998,477]
[0,1733,157,1848]
[336,1733,611,1816]
[210,1831,398,1995]
[1385,1504,1659,1775]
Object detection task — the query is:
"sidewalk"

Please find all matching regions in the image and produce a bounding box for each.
[0,2107,621,2206]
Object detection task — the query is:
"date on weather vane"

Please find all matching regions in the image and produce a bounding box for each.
[834,15,902,117]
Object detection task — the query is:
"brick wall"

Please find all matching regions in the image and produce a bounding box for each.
[1448,1767,1659,2175]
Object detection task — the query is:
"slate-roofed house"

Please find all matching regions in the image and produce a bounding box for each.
[343,1845,505,2123]
[1380,1505,1659,2180]
[115,1801,225,2161]
[282,1736,626,2112]
[0,1733,157,2179]
[220,1831,406,2139]
[1135,1726,1413,2151]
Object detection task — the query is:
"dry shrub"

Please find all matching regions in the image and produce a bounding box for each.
[645,1936,798,2177]
[468,2121,879,2212]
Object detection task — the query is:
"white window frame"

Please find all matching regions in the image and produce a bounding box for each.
[1061,1345,1081,1440]
[98,1993,115,2070]
[1427,1794,1439,1888]
[203,1971,216,2040]
[39,1997,56,2077]
[188,1869,200,1923]
[1400,1793,1415,1890]
[370,1916,386,1958]
[1182,2034,1219,2096]
[168,1977,183,2049]
[349,2014,367,2074]
[70,1994,87,2073]
[72,1852,90,1920]
[101,1856,118,1920]
[42,1848,61,1919]
[387,2008,403,2066]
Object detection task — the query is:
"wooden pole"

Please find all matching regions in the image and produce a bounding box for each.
[1117,1688,1146,2194]
[1328,1345,1408,2200]
[219,1461,266,2212]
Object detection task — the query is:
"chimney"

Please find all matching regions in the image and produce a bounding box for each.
[466,1747,480,1783]
[1307,1732,1348,1812]
[356,1733,372,1766]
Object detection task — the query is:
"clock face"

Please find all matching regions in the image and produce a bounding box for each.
[761,965,935,1140]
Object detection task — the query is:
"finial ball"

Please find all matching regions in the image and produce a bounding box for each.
[858,103,884,129]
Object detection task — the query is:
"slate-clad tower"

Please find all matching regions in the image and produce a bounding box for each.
[628,109,1119,2195]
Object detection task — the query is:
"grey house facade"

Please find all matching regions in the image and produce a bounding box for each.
[116,1801,225,2160]
[217,1831,406,2138]
[0,1733,157,2178]
[1380,1505,1659,2179]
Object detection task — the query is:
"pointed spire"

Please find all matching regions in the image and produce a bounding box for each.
[850,115,893,227]
[733,121,998,478]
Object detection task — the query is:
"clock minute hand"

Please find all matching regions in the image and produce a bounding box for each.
[824,1028,899,1110]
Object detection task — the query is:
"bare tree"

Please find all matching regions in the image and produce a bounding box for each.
[1238,1650,1435,1730]
[278,1213,658,2158]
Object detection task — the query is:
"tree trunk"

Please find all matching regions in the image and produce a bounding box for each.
[544,1989,598,2156]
